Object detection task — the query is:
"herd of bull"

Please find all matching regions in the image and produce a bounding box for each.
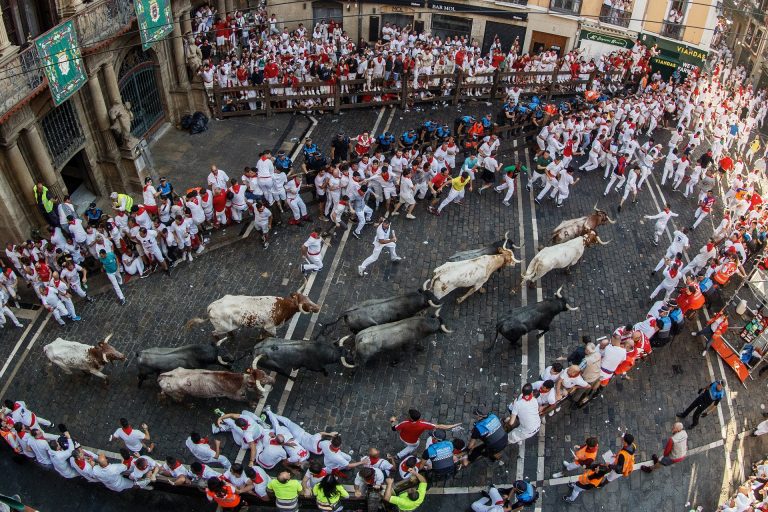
[39,207,614,405]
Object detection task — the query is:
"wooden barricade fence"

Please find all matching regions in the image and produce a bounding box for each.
[211,68,632,119]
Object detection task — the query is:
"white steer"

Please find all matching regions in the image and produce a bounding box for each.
[424,239,520,304]
[522,231,608,286]
[43,335,126,381]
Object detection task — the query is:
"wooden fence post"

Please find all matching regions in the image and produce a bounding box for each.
[490,68,500,101]
[401,75,408,110]
[452,69,462,106]
[333,82,341,114]
[264,85,272,117]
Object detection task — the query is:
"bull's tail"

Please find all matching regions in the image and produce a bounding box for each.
[315,316,343,339]
[184,317,208,331]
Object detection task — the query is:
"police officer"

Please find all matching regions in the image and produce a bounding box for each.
[677,380,724,429]
[330,132,350,164]
[462,406,508,467]
[503,480,538,510]
[275,150,292,173]
[375,131,396,155]
[399,130,418,151]
[421,429,458,478]
[419,120,438,145]
[435,124,451,146]
[301,138,319,160]
[454,115,476,137]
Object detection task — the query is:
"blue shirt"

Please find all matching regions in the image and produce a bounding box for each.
[708,381,724,400]
[99,252,119,274]
[377,134,395,147]
[302,143,318,158]
[85,208,103,221]
[158,182,172,196]
[401,132,417,144]
[436,126,451,138]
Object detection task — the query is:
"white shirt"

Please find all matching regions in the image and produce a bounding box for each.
[256,157,275,178]
[256,439,287,469]
[507,396,541,433]
[143,185,157,206]
[51,444,78,478]
[207,170,230,190]
[93,463,135,491]
[111,427,146,452]
[186,437,218,462]
[601,344,627,372]
[29,436,53,464]
[129,456,157,480]
[373,223,393,245]
[303,236,323,256]
[319,440,352,470]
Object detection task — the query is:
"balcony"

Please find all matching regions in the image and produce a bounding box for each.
[550,0,582,15]
[599,4,631,28]
[0,0,136,120]
[661,20,684,40]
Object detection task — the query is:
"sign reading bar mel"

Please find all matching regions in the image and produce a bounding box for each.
[429,1,528,21]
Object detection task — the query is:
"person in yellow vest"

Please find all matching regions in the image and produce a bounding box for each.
[432,172,473,216]
[604,433,636,483]
[313,474,349,511]
[746,138,761,163]
[562,463,611,503]
[205,477,244,510]
[110,191,134,213]
[33,182,58,227]
[383,469,427,511]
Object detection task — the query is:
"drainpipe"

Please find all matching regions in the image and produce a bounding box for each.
[357,2,362,43]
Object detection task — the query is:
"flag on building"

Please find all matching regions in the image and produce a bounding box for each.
[135,0,173,50]
[34,20,87,106]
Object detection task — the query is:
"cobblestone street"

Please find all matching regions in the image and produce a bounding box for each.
[2,104,767,512]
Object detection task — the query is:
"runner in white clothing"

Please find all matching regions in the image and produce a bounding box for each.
[358,219,403,276]
[301,231,324,275]
[263,407,337,455]
[644,204,678,245]
[186,432,231,469]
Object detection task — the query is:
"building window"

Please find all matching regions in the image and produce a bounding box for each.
[430,14,472,40]
[0,0,55,45]
[119,48,165,138]
[662,0,686,40]
[312,1,343,29]
[550,0,582,14]
[41,100,86,170]
[599,0,632,28]
[752,28,764,54]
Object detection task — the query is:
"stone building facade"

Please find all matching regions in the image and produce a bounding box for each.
[0,0,209,243]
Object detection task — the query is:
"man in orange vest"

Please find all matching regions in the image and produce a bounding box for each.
[555,437,598,477]
[562,463,611,503]
[692,311,728,357]
[713,254,744,286]
[205,476,244,510]
[604,433,636,483]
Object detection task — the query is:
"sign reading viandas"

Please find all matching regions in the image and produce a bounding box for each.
[35,20,87,106]
[134,0,173,50]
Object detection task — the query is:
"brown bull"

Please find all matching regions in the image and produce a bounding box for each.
[550,204,616,244]
[157,357,274,403]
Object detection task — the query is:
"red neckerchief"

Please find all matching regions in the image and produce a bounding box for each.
[369,456,380,465]
[122,426,133,435]
[122,457,133,469]
[11,403,20,411]
[197,437,208,444]
[329,445,340,453]
[522,394,534,401]
[74,458,86,470]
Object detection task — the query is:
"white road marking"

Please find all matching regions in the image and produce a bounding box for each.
[0,314,51,397]
[515,153,530,482]
[0,308,42,384]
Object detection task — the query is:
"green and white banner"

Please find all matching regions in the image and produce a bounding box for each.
[135,0,173,51]
[35,20,87,106]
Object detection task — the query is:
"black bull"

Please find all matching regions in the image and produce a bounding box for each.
[251,338,347,377]
[317,291,438,336]
[492,294,578,348]
[136,341,234,386]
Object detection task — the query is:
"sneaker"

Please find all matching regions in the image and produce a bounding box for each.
[690,331,697,336]
[119,299,126,306]
[319,215,329,222]
[502,201,510,206]
[675,412,686,418]
[392,256,404,262]
[563,496,575,503]
[525,184,531,191]
[391,211,400,216]
[406,214,416,220]
[203,238,210,244]
[358,266,365,277]
[352,231,361,239]
[196,245,205,254]
[188,254,194,262]
[552,472,564,478]
[72,316,81,321]
[653,241,659,247]
[494,187,502,194]
[534,198,541,205]
[263,241,270,249]
[548,410,555,417]
[702,351,707,357]
[556,203,563,208]
[562,460,569,468]
[86,296,95,302]
[211,423,222,434]
[263,405,271,413]
[213,408,225,417]
[172,259,182,268]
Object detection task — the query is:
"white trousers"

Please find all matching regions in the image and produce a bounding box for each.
[650,281,676,300]
[106,272,125,301]
[604,174,625,195]
[495,177,516,203]
[287,197,307,220]
[0,306,22,327]
[396,440,420,459]
[355,207,373,235]
[303,253,323,272]
[360,242,398,270]
[471,488,504,512]
[537,179,558,201]
[70,282,87,298]
[692,208,709,229]
[437,188,464,213]
[123,258,145,276]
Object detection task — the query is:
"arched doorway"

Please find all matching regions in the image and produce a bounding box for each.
[118,47,165,138]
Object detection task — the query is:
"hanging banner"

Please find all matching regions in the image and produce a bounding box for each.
[35,20,87,106]
[135,0,173,50]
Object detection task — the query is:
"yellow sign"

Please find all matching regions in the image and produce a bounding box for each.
[676,45,706,61]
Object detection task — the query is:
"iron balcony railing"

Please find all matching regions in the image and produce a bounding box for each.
[661,20,685,40]
[0,0,136,120]
[599,4,631,28]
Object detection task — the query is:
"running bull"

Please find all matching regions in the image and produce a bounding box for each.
[521,231,609,287]
[251,338,350,377]
[318,290,438,336]
[185,286,321,338]
[136,339,234,387]
[550,205,615,245]
[493,286,579,347]
[425,237,520,304]
[157,359,274,403]
[446,231,522,263]
[338,310,453,367]
[43,334,126,382]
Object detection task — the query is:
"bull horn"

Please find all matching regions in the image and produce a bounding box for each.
[555,286,563,298]
[596,236,611,245]
[215,336,228,347]
[422,279,431,291]
[593,201,599,211]
[251,354,263,370]
[102,353,109,364]
[337,335,350,348]
[428,299,440,308]
[511,252,521,264]
[217,356,229,365]
[340,357,356,368]
[434,307,441,319]
[502,237,509,251]
[255,379,266,392]
[440,324,453,334]
[103,333,113,344]
[296,276,309,295]
[606,215,617,224]
[511,242,523,250]
[566,303,580,311]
